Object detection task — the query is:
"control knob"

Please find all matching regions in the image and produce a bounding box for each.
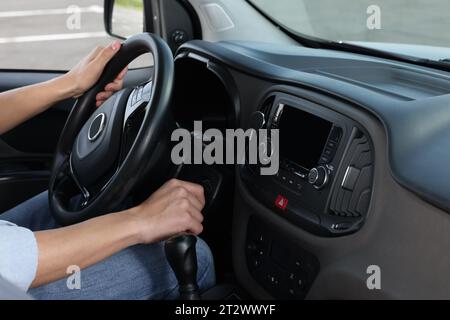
[308,166,329,190]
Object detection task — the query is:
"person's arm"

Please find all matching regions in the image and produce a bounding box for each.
[31,179,205,288]
[0,40,126,135]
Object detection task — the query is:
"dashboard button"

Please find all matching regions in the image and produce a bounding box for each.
[270,275,279,286]
[275,195,289,210]
[319,156,330,164]
[327,141,336,149]
[172,29,187,45]
[342,166,361,191]
[294,171,306,179]
[323,147,333,157]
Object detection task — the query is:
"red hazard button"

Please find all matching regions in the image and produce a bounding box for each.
[275,195,288,210]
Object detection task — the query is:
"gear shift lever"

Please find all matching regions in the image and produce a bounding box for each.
[164,234,201,300]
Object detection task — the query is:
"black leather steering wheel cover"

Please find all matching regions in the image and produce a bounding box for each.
[49,33,174,226]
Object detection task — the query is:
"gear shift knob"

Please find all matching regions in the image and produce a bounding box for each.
[164,234,201,300]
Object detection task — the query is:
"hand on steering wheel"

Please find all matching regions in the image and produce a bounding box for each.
[49,33,175,226]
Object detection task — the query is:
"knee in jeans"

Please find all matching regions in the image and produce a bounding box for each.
[196,237,215,291]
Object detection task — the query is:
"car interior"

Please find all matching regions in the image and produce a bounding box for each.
[2,0,450,300]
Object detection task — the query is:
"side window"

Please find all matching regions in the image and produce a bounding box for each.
[0,1,150,70]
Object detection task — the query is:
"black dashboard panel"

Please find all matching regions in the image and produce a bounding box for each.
[241,92,374,236]
[177,40,450,214]
[246,215,320,299]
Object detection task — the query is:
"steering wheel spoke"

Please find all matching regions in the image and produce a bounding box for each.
[118,81,154,165]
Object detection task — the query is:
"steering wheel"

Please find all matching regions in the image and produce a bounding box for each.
[49,33,174,226]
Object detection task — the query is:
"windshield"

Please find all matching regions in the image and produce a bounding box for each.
[249,0,450,60]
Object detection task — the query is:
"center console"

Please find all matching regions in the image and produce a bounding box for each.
[241,92,374,237]
[241,92,374,299]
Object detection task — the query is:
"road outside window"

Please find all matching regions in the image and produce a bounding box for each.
[0,0,151,70]
[251,0,450,48]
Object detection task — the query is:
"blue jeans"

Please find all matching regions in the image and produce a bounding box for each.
[0,192,215,300]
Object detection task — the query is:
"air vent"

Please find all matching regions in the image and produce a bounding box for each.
[329,129,374,218]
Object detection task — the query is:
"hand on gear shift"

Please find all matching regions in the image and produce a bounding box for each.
[164,234,201,300]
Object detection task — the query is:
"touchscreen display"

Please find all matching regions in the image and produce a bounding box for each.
[278,105,332,170]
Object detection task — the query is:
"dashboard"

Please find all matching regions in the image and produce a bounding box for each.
[242,92,374,237]
[173,40,450,299]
